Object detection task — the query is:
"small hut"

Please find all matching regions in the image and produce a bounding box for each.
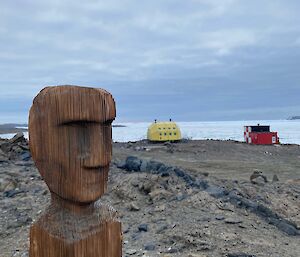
[147,120,181,142]
[244,124,279,145]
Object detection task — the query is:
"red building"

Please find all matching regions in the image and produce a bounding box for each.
[244,125,279,145]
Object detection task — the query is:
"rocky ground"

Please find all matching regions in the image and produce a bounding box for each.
[0,135,300,257]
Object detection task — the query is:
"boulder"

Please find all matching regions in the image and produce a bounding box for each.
[9,132,25,144]
[206,185,227,198]
[140,159,148,172]
[125,156,142,171]
[250,171,268,185]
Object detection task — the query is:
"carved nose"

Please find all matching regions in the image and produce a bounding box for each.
[75,124,112,168]
[82,156,107,168]
[81,142,111,168]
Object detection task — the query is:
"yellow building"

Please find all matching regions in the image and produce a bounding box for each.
[147,120,182,142]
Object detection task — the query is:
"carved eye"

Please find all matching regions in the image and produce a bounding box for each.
[60,120,112,127]
[60,120,99,127]
[102,119,113,126]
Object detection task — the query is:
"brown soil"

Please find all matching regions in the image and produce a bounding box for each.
[1,137,299,257]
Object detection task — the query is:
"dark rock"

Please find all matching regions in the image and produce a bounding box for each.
[14,161,34,167]
[131,233,141,241]
[156,224,168,233]
[215,215,225,221]
[7,216,32,229]
[225,218,243,224]
[198,241,212,250]
[206,185,227,198]
[140,159,148,172]
[125,156,141,171]
[120,156,174,178]
[157,164,167,173]
[160,170,170,177]
[118,155,299,237]
[272,219,300,236]
[21,151,31,161]
[194,179,209,189]
[4,189,25,198]
[147,160,164,172]
[18,215,32,224]
[138,224,148,232]
[116,160,126,169]
[198,217,211,222]
[33,186,44,194]
[227,190,300,235]
[167,247,178,253]
[160,166,174,177]
[174,168,185,177]
[250,171,268,185]
[183,174,195,186]
[228,253,256,257]
[19,144,29,151]
[144,243,155,251]
[272,174,279,182]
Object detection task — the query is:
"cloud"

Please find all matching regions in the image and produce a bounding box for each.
[0,0,299,121]
[199,29,257,56]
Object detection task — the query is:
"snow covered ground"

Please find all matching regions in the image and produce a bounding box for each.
[112,120,300,144]
[1,120,300,144]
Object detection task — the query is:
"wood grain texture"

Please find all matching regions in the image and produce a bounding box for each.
[28,85,122,257]
[30,195,122,257]
[29,85,116,202]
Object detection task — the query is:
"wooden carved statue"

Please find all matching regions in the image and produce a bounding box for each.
[28,85,122,257]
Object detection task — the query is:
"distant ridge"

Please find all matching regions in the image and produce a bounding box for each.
[0,123,28,134]
[287,116,300,120]
[0,123,28,128]
[113,124,126,128]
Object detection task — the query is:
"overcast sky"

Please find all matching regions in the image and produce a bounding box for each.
[0,0,300,123]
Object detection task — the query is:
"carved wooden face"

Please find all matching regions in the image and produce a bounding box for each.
[29,86,116,203]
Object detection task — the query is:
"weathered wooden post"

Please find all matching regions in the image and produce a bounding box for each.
[28,85,122,257]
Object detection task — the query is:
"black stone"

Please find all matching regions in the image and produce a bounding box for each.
[21,151,31,161]
[4,189,25,198]
[138,224,148,232]
[174,168,185,177]
[125,156,142,171]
